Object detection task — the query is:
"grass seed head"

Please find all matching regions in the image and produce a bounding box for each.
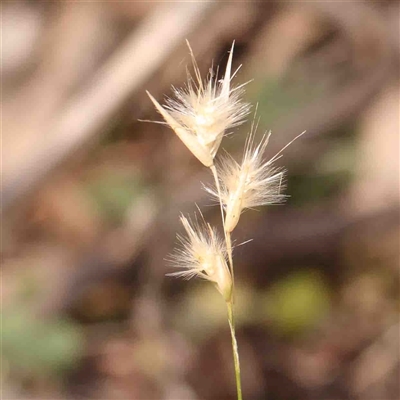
[147,41,250,167]
[167,213,232,302]
[205,120,291,232]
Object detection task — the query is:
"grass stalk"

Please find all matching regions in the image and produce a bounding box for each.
[210,165,234,280]
[225,231,234,281]
[212,165,241,398]
[227,300,242,400]
[210,165,226,238]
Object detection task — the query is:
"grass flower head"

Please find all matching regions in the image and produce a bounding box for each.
[147,41,250,167]
[206,120,305,232]
[167,213,232,302]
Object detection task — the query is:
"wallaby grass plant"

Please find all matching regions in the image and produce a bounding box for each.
[146,41,304,400]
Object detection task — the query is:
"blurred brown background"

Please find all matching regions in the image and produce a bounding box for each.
[2,1,399,399]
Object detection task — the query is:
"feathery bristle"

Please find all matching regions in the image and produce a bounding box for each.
[167,213,232,301]
[147,42,250,166]
[205,124,305,232]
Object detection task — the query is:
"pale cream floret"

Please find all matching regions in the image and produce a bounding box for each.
[146,42,250,167]
[147,91,214,167]
[204,127,306,233]
[167,215,232,302]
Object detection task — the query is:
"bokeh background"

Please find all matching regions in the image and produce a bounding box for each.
[2,1,399,399]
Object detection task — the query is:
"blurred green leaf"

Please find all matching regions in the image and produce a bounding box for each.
[288,136,355,205]
[2,306,84,378]
[261,270,330,335]
[288,170,351,206]
[85,171,142,224]
[253,77,324,127]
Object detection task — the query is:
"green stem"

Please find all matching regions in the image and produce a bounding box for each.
[227,301,243,400]
[212,165,241,398]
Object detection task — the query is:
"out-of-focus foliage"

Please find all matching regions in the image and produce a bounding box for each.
[262,270,330,335]
[85,171,143,224]
[255,77,325,127]
[2,307,83,378]
[2,273,83,382]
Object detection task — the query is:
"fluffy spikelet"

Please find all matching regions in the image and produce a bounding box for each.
[167,213,232,301]
[147,41,250,167]
[206,120,305,232]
